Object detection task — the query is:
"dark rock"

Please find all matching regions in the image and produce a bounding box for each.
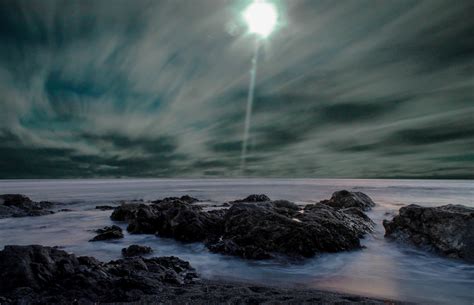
[383,204,474,262]
[122,245,153,257]
[111,203,141,221]
[89,225,124,241]
[231,194,271,203]
[95,205,116,210]
[0,194,55,218]
[0,245,197,304]
[320,190,375,211]
[207,201,374,259]
[125,202,224,242]
[152,195,199,204]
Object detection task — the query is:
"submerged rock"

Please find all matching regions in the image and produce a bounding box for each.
[383,204,474,262]
[231,194,271,203]
[0,194,54,218]
[90,225,124,241]
[0,245,197,304]
[320,190,376,211]
[207,201,374,259]
[95,205,116,210]
[122,245,153,257]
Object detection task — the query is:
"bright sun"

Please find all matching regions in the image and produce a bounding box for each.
[243,1,278,38]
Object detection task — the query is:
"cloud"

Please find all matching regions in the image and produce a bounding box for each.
[0,0,473,178]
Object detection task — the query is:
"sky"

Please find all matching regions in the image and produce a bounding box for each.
[0,0,473,179]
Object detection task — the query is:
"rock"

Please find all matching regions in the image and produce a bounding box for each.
[122,245,153,257]
[90,225,124,241]
[125,202,225,242]
[207,201,374,259]
[0,245,198,304]
[111,202,141,221]
[383,204,474,262]
[320,190,376,211]
[0,194,55,218]
[231,194,271,203]
[95,205,116,210]
[152,195,199,204]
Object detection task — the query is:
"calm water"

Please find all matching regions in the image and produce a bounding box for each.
[0,179,473,305]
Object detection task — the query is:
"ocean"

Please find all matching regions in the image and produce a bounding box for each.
[0,178,473,305]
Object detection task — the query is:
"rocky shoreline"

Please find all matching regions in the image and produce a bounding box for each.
[0,245,410,305]
[0,189,472,304]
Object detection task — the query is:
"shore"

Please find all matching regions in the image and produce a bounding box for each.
[127,279,410,305]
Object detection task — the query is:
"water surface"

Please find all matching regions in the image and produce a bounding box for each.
[0,179,473,305]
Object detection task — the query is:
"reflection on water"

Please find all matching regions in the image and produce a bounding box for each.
[0,179,473,305]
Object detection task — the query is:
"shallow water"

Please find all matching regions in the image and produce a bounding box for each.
[0,178,473,305]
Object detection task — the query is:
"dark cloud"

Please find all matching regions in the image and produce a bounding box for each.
[0,0,473,179]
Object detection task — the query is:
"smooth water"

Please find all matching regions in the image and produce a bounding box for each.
[0,179,473,305]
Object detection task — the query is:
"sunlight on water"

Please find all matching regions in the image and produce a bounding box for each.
[0,179,473,304]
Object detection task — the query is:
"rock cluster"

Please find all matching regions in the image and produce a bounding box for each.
[383,204,474,262]
[0,245,405,305]
[0,245,197,304]
[111,191,375,260]
[89,225,124,241]
[0,194,55,218]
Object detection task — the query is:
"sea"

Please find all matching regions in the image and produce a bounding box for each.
[0,178,473,305]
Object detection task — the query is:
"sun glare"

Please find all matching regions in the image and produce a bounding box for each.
[243,1,278,38]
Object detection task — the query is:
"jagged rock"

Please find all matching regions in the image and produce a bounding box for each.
[111,200,225,242]
[320,190,376,211]
[207,201,374,259]
[383,204,474,262]
[111,203,141,221]
[0,194,55,218]
[89,225,124,241]
[122,245,153,257]
[0,245,198,304]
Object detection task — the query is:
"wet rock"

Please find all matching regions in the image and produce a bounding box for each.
[383,204,474,262]
[125,201,225,242]
[122,245,153,257]
[0,245,198,304]
[95,205,116,210]
[207,201,374,259]
[0,194,55,218]
[110,202,141,221]
[319,190,375,211]
[89,225,124,241]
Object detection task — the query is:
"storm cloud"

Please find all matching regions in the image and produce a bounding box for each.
[0,0,473,178]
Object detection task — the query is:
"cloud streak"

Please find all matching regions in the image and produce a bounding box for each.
[0,0,473,178]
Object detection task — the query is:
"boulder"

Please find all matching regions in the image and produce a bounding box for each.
[111,203,141,221]
[90,225,124,241]
[319,190,375,211]
[207,201,374,259]
[0,194,55,218]
[383,204,474,262]
[0,245,197,304]
[122,245,153,257]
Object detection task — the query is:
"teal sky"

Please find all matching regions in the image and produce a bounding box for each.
[0,0,473,179]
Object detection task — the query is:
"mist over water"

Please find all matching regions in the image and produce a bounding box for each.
[0,178,473,305]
